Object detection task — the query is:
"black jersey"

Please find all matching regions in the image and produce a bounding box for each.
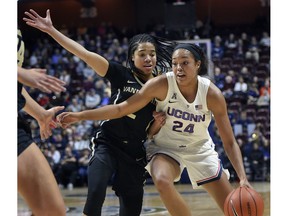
[18,82,26,112]
[17,29,33,156]
[17,29,26,112]
[100,61,155,144]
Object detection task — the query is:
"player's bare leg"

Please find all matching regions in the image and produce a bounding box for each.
[150,154,192,216]
[202,172,233,212]
[18,143,66,216]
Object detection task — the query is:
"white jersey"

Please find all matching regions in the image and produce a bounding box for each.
[145,72,230,188]
[154,72,213,151]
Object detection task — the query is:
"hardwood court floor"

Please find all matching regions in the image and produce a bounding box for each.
[18,182,270,216]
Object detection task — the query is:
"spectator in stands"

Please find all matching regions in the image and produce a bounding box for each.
[83,65,96,79]
[247,82,260,104]
[222,75,234,98]
[59,69,71,87]
[259,78,270,96]
[50,133,67,151]
[257,89,270,106]
[73,133,90,151]
[234,76,248,93]
[249,141,265,181]
[239,66,250,82]
[49,144,61,171]
[84,88,101,109]
[236,38,244,58]
[100,88,111,106]
[245,36,260,63]
[82,75,96,91]
[240,32,250,53]
[78,148,90,186]
[224,33,238,52]
[236,110,253,127]
[51,48,62,65]
[56,145,79,190]
[213,66,225,89]
[211,35,224,59]
[259,31,270,48]
[67,97,84,112]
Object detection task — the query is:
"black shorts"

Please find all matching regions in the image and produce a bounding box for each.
[18,116,33,156]
[91,135,147,196]
[112,156,147,196]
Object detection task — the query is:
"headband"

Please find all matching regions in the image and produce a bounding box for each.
[173,43,201,60]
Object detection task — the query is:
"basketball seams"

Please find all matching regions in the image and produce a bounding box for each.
[245,187,258,216]
[239,187,243,216]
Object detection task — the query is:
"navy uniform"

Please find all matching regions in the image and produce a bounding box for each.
[84,62,155,216]
[17,29,34,156]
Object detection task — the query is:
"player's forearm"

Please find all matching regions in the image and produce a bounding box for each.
[224,142,247,181]
[47,26,108,77]
[77,105,125,121]
[21,88,46,121]
[48,26,89,63]
[17,66,29,85]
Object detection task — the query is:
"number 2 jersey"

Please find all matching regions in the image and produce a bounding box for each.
[154,72,214,151]
[93,62,156,158]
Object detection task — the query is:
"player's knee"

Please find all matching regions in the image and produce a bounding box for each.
[152,174,173,192]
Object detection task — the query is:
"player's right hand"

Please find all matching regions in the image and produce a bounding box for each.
[56,112,80,129]
[23,9,53,33]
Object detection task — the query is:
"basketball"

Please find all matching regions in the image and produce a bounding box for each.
[224,186,264,216]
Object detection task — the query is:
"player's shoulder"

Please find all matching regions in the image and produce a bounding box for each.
[146,73,168,87]
[106,61,131,82]
[207,81,222,97]
[107,61,130,74]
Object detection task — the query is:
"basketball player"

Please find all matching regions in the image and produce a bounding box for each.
[57,43,252,216]
[23,9,175,216]
[17,29,66,215]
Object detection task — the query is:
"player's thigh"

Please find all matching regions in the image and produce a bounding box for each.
[150,154,181,181]
[18,143,65,211]
[202,172,233,211]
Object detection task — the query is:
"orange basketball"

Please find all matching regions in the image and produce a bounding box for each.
[224,186,264,216]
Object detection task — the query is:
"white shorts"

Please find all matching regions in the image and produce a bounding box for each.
[145,139,230,189]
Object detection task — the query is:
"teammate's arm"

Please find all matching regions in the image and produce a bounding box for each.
[21,87,64,140]
[18,66,66,93]
[23,9,109,77]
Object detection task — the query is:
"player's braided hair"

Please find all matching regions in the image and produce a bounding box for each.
[126,34,176,76]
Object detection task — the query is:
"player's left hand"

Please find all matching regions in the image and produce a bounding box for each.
[153,111,166,126]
